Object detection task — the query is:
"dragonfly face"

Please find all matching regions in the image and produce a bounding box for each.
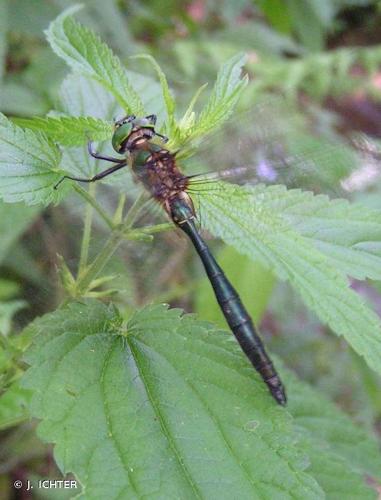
[112,115,157,154]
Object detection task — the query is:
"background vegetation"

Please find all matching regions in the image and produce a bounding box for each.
[1,0,381,498]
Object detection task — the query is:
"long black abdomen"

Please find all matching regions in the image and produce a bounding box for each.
[176,212,286,405]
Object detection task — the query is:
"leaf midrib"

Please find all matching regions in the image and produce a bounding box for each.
[127,336,203,499]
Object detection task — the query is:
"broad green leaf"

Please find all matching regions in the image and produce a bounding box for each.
[45,5,145,115]
[181,53,248,145]
[23,300,323,499]
[192,182,381,377]
[0,113,64,205]
[0,381,31,430]
[284,367,381,495]
[0,201,41,263]
[195,246,275,327]
[22,300,381,497]
[258,186,381,280]
[13,116,114,147]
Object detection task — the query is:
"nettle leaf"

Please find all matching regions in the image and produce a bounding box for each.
[0,113,64,205]
[133,55,176,125]
[283,368,381,498]
[45,5,145,116]
[23,300,323,499]
[13,116,114,147]
[192,182,381,377]
[184,53,248,144]
[254,186,381,281]
[22,300,381,497]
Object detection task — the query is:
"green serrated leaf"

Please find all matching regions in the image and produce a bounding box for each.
[132,54,176,127]
[168,82,208,150]
[257,186,381,281]
[13,116,114,147]
[45,5,145,115]
[285,367,381,495]
[0,113,64,205]
[22,300,323,499]
[188,53,248,143]
[192,182,381,377]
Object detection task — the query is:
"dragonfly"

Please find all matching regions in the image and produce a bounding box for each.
[54,113,289,406]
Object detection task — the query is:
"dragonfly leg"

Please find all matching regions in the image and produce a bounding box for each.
[88,141,126,163]
[144,115,168,142]
[145,114,157,124]
[155,132,169,143]
[54,161,127,190]
[114,114,136,126]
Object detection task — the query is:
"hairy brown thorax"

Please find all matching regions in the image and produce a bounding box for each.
[130,145,191,215]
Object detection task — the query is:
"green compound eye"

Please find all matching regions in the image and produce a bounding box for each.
[112,122,133,152]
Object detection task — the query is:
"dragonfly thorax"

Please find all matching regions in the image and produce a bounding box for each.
[131,146,190,211]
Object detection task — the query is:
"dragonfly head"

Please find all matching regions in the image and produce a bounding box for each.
[112,115,157,153]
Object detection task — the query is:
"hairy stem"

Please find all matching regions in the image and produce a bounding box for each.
[73,187,176,296]
[74,184,115,229]
[113,193,126,225]
[124,191,153,228]
[76,229,123,295]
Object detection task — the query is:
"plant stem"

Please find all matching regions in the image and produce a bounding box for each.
[125,222,174,239]
[76,229,123,295]
[73,192,169,297]
[113,193,126,225]
[123,191,149,229]
[78,183,96,274]
[74,184,115,229]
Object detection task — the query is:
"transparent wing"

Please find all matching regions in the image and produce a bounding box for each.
[180,96,360,196]
[341,133,381,192]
